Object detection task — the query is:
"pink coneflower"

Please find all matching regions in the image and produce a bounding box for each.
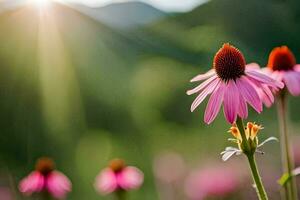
[187,43,283,124]
[184,164,242,200]
[94,159,144,195]
[264,46,300,96]
[265,46,300,199]
[19,157,71,199]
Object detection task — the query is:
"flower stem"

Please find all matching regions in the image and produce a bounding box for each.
[236,117,268,200]
[247,154,268,200]
[277,93,298,200]
[115,190,126,200]
[41,192,51,200]
[236,117,250,153]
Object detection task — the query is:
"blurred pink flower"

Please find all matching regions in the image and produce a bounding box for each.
[94,159,144,195]
[187,43,283,124]
[263,46,300,97]
[19,157,71,199]
[184,164,243,200]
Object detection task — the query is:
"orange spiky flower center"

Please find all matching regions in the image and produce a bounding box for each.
[109,159,126,173]
[268,46,296,71]
[213,43,246,81]
[35,157,55,175]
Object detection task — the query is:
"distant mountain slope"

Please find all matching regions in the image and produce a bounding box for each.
[149,0,300,64]
[71,1,167,29]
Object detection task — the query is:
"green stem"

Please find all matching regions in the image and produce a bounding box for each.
[247,154,269,200]
[277,93,298,200]
[40,192,52,200]
[115,190,126,200]
[236,117,250,153]
[236,117,268,200]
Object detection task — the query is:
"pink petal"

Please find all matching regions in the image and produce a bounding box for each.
[246,63,260,69]
[190,69,216,82]
[283,71,300,96]
[117,167,144,190]
[94,168,118,195]
[294,64,300,71]
[46,171,72,199]
[259,84,274,107]
[223,80,239,124]
[204,82,224,124]
[247,77,274,107]
[245,69,284,89]
[19,171,44,195]
[187,75,218,95]
[236,76,262,113]
[237,94,248,118]
[190,78,221,112]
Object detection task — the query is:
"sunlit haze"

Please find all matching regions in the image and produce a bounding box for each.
[29,0,51,8]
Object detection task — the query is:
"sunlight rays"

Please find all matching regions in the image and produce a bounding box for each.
[37,6,85,140]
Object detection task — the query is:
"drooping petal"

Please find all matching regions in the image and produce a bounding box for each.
[246,69,284,89]
[94,168,118,195]
[257,137,278,148]
[190,69,216,82]
[190,78,221,112]
[283,71,300,96]
[220,148,241,161]
[294,64,300,71]
[46,171,72,199]
[249,78,274,107]
[220,146,240,154]
[246,63,260,69]
[117,167,144,190]
[19,171,44,195]
[223,80,239,124]
[204,82,224,124]
[236,76,262,113]
[237,93,248,119]
[187,75,218,95]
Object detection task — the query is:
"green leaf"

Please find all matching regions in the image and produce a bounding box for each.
[278,173,291,186]
[278,167,300,186]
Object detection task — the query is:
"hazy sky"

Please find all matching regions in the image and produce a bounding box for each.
[62,0,208,12]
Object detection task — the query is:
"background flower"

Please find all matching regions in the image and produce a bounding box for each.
[19,157,72,199]
[94,159,144,195]
[264,46,300,96]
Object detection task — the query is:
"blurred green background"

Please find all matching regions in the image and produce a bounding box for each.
[0,0,300,199]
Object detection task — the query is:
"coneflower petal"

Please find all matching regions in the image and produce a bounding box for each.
[94,169,118,194]
[236,76,262,113]
[237,94,248,119]
[190,78,220,112]
[294,64,300,71]
[46,171,72,199]
[259,86,273,107]
[187,75,218,95]
[248,77,274,107]
[190,69,216,82]
[204,82,225,124]
[283,71,300,96]
[223,80,239,124]
[246,69,284,89]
